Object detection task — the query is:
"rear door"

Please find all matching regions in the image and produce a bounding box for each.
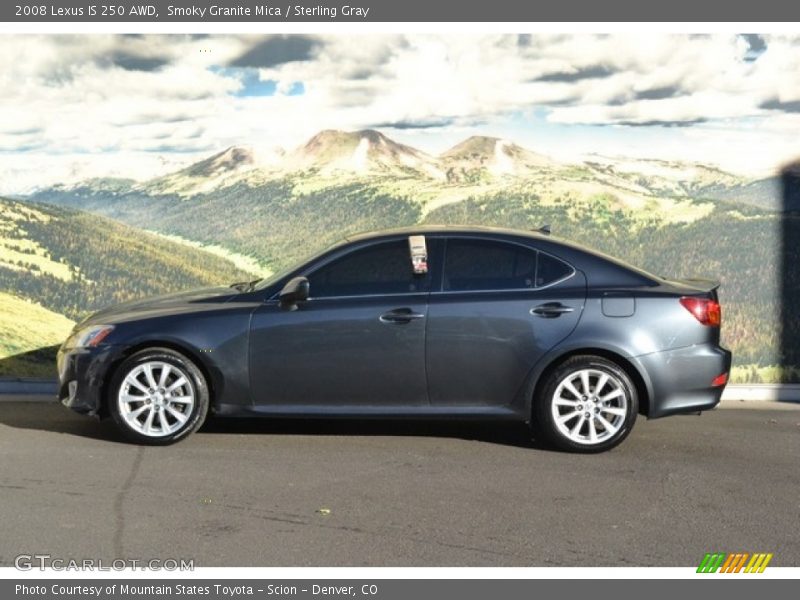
[426,237,587,407]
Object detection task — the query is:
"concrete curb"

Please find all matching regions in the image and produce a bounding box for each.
[0,379,57,403]
[0,379,57,396]
[720,384,800,402]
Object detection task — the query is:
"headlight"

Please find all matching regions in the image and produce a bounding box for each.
[68,325,115,348]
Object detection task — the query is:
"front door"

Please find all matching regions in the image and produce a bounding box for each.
[248,239,432,408]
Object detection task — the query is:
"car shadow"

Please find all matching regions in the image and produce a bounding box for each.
[199,415,543,449]
[0,401,544,450]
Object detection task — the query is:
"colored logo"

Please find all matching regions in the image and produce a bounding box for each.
[697,552,773,573]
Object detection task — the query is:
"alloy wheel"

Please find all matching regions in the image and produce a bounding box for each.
[117,361,196,438]
[550,368,628,446]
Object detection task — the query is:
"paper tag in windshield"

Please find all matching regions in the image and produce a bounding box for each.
[408,235,428,275]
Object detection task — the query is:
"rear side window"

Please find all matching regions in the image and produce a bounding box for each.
[537,252,574,287]
[308,240,426,298]
[443,239,573,292]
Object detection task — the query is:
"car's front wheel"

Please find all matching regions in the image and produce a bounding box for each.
[533,355,638,453]
[108,348,209,445]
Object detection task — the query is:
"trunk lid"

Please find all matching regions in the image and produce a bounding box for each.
[662,277,721,299]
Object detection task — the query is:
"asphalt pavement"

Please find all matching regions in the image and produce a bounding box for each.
[0,400,798,567]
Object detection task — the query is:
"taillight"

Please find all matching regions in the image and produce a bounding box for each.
[680,297,721,327]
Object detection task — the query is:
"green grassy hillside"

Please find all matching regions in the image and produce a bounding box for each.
[0,197,257,376]
[0,291,74,377]
[32,180,423,271]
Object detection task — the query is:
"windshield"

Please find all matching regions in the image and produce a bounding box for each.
[252,239,348,291]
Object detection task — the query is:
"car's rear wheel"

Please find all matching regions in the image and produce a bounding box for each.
[108,348,209,445]
[533,355,637,453]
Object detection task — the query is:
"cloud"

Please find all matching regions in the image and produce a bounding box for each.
[760,98,800,113]
[741,34,767,62]
[533,65,615,83]
[229,35,321,68]
[104,50,171,72]
[0,141,47,153]
[143,142,214,153]
[370,118,455,130]
[3,33,800,191]
[634,86,682,101]
[616,118,707,127]
[110,111,195,126]
[343,66,381,80]
[3,126,44,136]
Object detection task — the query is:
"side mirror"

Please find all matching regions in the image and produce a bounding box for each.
[279,276,309,310]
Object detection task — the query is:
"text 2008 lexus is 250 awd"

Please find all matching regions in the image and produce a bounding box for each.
[58,226,731,452]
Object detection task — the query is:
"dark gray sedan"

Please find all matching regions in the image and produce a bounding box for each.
[58,226,731,452]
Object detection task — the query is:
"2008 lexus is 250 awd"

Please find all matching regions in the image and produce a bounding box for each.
[58,226,731,452]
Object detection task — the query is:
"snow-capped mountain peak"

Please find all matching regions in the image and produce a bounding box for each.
[288,129,445,180]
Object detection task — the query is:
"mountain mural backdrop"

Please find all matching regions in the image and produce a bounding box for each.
[3,129,798,382]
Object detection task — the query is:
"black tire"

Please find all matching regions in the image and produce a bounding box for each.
[532,355,638,453]
[108,347,209,445]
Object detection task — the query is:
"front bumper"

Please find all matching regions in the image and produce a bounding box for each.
[635,343,732,418]
[57,345,123,416]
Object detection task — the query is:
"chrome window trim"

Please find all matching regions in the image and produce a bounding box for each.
[265,290,428,304]
[307,292,428,302]
[266,233,578,302]
[431,269,577,296]
[297,264,577,302]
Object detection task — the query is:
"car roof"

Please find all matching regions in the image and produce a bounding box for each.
[344,224,549,243]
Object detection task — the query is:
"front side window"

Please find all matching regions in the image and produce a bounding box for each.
[443,239,572,292]
[308,240,427,298]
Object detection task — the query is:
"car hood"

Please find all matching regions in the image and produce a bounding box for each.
[79,285,241,326]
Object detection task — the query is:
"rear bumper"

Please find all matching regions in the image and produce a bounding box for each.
[57,345,122,416]
[635,344,732,418]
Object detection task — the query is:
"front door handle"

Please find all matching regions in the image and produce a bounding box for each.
[531,303,575,318]
[379,308,426,324]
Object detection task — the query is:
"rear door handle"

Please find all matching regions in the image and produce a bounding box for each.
[531,303,575,318]
[379,308,426,324]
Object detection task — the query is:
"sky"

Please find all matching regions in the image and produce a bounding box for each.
[1,33,799,193]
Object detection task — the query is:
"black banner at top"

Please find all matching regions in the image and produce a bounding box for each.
[3,0,800,22]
